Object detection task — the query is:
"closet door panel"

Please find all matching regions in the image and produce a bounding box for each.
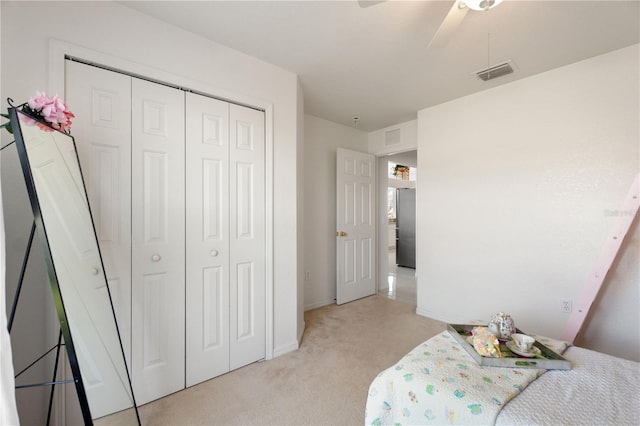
[65,61,133,368]
[131,79,185,404]
[229,104,266,370]
[67,63,267,406]
[185,93,230,387]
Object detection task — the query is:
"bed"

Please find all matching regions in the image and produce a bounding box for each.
[365,330,639,425]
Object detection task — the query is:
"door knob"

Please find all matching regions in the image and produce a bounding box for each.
[91,267,100,275]
[337,231,347,237]
[210,250,219,257]
[151,254,162,262]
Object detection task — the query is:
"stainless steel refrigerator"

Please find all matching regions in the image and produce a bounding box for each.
[396,188,416,268]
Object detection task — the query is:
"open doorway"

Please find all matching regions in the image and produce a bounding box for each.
[379,150,417,305]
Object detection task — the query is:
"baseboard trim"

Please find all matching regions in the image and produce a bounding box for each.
[415,307,480,325]
[297,320,306,345]
[416,306,435,318]
[304,298,335,311]
[273,340,300,358]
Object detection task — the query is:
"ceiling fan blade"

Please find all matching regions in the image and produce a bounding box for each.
[428,0,469,49]
[357,0,386,8]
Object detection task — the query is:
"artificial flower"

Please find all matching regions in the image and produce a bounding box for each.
[1,92,75,135]
[25,91,75,132]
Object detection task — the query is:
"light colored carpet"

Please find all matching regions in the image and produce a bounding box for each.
[133,295,445,425]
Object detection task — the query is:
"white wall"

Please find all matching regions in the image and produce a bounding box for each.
[1,2,302,421]
[368,120,417,156]
[303,115,368,310]
[416,45,639,361]
[578,215,639,359]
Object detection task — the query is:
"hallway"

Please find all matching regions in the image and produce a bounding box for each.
[381,250,416,305]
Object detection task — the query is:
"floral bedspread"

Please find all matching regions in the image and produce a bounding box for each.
[364,331,569,425]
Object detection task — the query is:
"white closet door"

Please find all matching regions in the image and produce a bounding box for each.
[185,93,230,386]
[66,61,265,403]
[131,78,186,404]
[229,104,265,370]
[65,61,133,369]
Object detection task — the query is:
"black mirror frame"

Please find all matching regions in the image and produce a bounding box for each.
[8,105,140,425]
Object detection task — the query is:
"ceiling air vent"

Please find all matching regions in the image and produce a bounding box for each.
[476,61,514,82]
[385,128,401,146]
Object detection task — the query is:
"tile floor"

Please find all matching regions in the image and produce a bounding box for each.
[381,249,417,305]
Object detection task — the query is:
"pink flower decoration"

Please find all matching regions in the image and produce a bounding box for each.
[28,92,49,110]
[25,91,74,132]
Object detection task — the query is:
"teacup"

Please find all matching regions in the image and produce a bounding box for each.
[512,333,535,352]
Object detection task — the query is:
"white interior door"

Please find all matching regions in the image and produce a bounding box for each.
[185,93,231,386]
[228,104,266,370]
[336,148,376,304]
[185,95,266,386]
[66,60,266,402]
[66,61,132,368]
[131,78,186,404]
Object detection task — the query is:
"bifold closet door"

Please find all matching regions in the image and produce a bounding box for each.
[185,93,266,387]
[67,60,264,400]
[185,93,230,386]
[131,79,186,404]
[228,103,266,371]
[68,64,185,405]
[65,61,133,370]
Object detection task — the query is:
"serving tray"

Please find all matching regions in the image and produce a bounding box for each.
[447,324,572,370]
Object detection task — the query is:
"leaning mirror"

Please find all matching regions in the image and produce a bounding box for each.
[9,106,140,425]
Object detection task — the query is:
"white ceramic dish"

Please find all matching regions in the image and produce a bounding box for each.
[507,340,541,358]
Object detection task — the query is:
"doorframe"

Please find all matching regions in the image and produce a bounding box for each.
[376,155,389,295]
[375,150,418,301]
[48,39,275,362]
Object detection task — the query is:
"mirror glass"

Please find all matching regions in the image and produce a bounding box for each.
[10,108,139,424]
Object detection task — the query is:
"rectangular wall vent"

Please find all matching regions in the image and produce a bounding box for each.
[476,61,514,82]
[385,128,401,146]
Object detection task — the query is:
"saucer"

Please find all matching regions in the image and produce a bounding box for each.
[507,341,541,358]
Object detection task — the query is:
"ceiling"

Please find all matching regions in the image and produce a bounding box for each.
[120,1,640,132]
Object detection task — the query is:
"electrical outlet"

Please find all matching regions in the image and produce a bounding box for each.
[560,299,572,313]
[305,271,311,280]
